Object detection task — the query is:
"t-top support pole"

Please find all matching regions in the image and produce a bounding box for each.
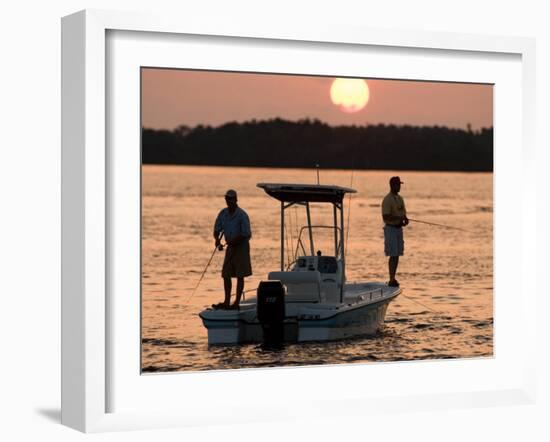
[333,203,338,257]
[339,200,345,303]
[280,200,285,271]
[306,202,314,255]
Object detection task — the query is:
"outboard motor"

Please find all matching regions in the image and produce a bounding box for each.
[257,280,285,344]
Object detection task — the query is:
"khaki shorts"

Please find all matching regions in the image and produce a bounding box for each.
[222,241,252,278]
[384,225,404,257]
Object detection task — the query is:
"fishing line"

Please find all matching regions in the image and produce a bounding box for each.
[398,292,442,314]
[396,292,486,326]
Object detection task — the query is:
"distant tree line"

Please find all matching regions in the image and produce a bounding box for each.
[142,118,493,171]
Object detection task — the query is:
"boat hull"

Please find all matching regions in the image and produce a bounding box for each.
[200,291,396,345]
[298,300,389,342]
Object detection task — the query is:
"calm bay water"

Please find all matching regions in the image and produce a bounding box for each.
[141,165,493,372]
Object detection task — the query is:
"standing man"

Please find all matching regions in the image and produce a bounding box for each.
[212,189,252,310]
[381,176,409,287]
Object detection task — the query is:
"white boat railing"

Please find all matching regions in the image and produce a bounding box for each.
[358,287,385,303]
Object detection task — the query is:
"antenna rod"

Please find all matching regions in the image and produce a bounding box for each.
[345,168,355,256]
[316,164,320,185]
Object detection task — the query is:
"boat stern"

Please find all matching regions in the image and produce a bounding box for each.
[199,306,262,344]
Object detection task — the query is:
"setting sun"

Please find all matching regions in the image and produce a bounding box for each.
[330,78,370,113]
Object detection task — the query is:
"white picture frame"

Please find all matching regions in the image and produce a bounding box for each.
[61,9,537,433]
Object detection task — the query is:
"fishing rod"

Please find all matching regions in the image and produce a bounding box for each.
[407,218,475,234]
[186,232,224,304]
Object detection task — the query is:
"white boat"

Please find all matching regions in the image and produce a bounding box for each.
[199,182,400,345]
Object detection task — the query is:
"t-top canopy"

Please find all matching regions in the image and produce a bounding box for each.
[257,183,356,203]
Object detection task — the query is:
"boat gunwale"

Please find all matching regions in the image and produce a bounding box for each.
[199,290,400,324]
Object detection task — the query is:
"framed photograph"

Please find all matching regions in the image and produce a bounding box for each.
[61,9,537,433]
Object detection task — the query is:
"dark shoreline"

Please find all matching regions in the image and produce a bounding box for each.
[142,119,493,172]
[141,163,494,174]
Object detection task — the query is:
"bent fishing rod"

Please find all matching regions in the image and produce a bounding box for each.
[407,218,475,234]
[186,232,225,304]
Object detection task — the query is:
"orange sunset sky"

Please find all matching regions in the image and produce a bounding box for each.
[141,68,493,131]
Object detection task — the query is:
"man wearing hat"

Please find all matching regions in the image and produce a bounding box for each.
[381,176,409,287]
[212,189,252,309]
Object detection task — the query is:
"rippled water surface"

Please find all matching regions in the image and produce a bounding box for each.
[141,165,493,372]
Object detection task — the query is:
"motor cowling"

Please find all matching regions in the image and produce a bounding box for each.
[257,280,285,343]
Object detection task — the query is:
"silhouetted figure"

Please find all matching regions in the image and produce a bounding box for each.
[212,189,252,309]
[381,176,409,287]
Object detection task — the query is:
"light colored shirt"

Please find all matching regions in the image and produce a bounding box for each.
[381,192,406,226]
[214,207,252,242]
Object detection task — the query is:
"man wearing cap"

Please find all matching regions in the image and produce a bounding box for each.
[212,189,252,309]
[381,176,409,287]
